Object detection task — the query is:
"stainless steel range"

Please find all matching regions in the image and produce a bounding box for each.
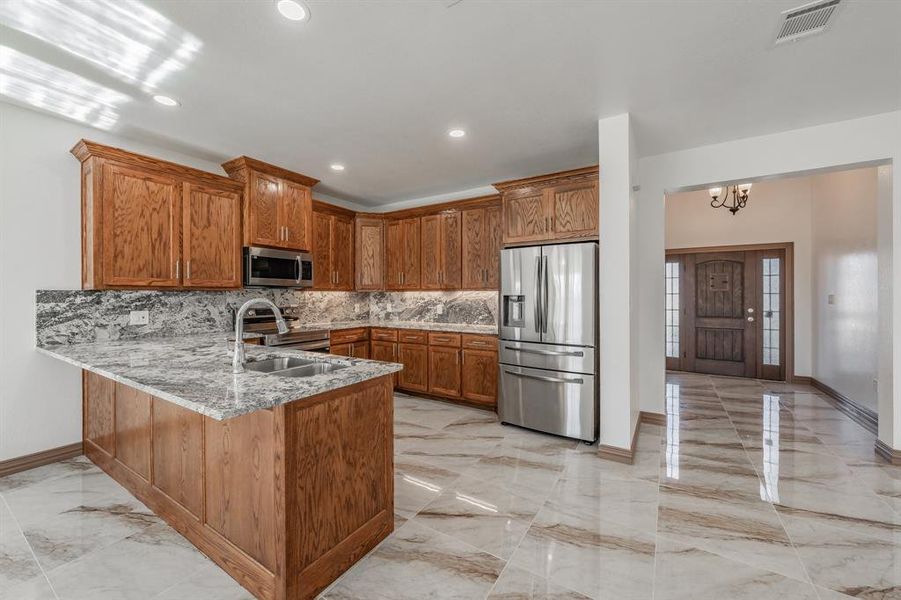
[233,305,330,352]
[498,242,599,442]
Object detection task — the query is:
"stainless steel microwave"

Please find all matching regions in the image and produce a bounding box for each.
[243,247,313,288]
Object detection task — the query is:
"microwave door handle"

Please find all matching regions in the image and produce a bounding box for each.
[295,256,302,283]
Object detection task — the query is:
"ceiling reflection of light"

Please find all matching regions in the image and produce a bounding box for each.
[759,393,781,503]
[401,475,442,494]
[0,45,129,129]
[455,493,498,513]
[0,0,201,92]
[665,383,680,480]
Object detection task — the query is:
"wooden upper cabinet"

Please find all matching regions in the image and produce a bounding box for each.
[386,217,420,290]
[402,218,421,289]
[222,156,319,252]
[494,165,598,245]
[385,220,403,289]
[355,217,384,291]
[183,183,242,288]
[312,202,354,290]
[72,140,243,290]
[462,204,502,290]
[421,212,462,290]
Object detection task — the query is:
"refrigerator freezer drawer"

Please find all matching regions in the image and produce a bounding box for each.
[499,340,595,374]
[498,365,597,442]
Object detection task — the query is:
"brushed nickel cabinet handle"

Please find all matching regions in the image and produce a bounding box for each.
[186,260,191,280]
[175,259,180,280]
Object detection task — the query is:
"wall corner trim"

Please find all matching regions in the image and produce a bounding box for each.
[875,439,901,466]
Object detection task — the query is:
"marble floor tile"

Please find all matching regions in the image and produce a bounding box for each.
[543,475,659,535]
[1,573,59,600]
[394,455,462,519]
[322,520,505,600]
[487,564,591,599]
[510,505,656,599]
[0,500,43,590]
[151,563,254,599]
[412,475,542,559]
[461,444,565,504]
[653,537,821,600]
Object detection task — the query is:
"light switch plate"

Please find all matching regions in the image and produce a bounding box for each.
[129,310,149,326]
[827,294,836,305]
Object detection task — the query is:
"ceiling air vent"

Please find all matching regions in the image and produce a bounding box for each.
[775,0,841,45]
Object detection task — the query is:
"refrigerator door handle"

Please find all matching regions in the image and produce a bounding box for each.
[541,255,549,334]
[502,368,584,385]
[534,255,542,334]
[503,345,585,357]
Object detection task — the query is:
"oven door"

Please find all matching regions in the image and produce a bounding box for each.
[244,247,313,288]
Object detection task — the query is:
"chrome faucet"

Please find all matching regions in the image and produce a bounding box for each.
[233,298,289,373]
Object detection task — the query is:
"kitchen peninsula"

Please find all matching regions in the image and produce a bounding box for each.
[38,334,402,600]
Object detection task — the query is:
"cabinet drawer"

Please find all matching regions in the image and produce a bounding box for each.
[330,327,369,345]
[461,334,497,351]
[428,332,461,348]
[397,330,428,344]
[370,328,398,342]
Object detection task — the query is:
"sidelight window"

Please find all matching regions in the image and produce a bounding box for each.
[762,258,781,366]
[665,261,680,358]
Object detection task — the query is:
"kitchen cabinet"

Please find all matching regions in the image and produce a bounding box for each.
[355,217,385,290]
[370,338,398,386]
[330,328,369,358]
[461,205,501,289]
[221,155,318,252]
[428,345,461,398]
[351,341,370,359]
[494,166,598,245]
[397,338,429,393]
[421,212,462,289]
[313,206,355,290]
[330,343,351,356]
[386,218,421,290]
[72,140,244,290]
[462,349,498,406]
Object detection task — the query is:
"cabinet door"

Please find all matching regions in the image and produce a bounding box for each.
[385,220,404,290]
[397,343,428,392]
[428,347,461,398]
[313,211,333,289]
[503,188,550,245]
[332,215,354,290]
[462,349,498,407]
[115,382,151,481]
[247,172,282,247]
[182,183,241,288]
[370,340,396,362]
[484,206,501,288]
[355,218,384,291]
[402,218,421,289]
[85,371,116,455]
[351,341,370,359]
[441,211,462,289]
[461,208,485,289]
[420,215,441,290]
[330,343,352,356]
[550,179,598,239]
[101,162,181,287]
[281,180,312,251]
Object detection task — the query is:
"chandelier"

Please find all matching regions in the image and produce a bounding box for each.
[709,183,752,215]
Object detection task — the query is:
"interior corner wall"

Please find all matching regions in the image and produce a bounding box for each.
[636,110,900,450]
[665,176,814,377]
[810,168,879,413]
[0,103,226,461]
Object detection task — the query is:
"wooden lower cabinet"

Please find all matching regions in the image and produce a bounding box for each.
[330,343,351,356]
[462,349,498,406]
[428,347,461,398]
[397,343,428,393]
[351,341,370,359]
[83,371,394,600]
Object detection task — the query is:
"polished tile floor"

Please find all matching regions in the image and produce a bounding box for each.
[2,373,899,599]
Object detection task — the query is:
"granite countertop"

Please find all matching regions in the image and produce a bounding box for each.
[37,334,402,421]
[294,320,498,335]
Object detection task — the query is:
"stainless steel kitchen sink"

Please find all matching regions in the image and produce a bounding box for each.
[244,356,314,373]
[273,363,348,377]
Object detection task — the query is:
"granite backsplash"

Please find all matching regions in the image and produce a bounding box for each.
[35,289,498,346]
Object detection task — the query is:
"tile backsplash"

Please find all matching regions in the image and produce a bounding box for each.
[35,289,497,346]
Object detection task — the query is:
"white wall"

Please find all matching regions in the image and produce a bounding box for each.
[666,176,814,376]
[636,110,901,450]
[0,104,226,461]
[810,168,879,412]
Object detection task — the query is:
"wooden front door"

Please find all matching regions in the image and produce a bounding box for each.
[668,247,788,381]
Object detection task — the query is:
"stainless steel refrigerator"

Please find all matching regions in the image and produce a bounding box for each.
[498,242,598,442]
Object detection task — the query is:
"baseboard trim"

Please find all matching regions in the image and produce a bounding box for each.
[791,375,812,385]
[639,411,667,426]
[875,439,901,466]
[808,377,878,435]
[598,416,642,465]
[0,442,83,478]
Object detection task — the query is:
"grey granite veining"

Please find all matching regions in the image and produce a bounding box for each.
[36,289,497,346]
[37,334,402,420]
[298,320,497,335]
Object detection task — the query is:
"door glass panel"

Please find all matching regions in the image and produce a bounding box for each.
[665,261,680,359]
[762,258,781,366]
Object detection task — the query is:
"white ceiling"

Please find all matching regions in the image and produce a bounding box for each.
[1,0,899,206]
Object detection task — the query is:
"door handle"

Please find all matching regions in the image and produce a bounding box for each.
[534,256,542,333]
[747,316,755,322]
[503,369,583,385]
[175,258,180,280]
[295,256,302,282]
[504,345,584,357]
[541,255,549,334]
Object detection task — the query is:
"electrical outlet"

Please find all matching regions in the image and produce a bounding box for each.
[827,294,836,305]
[354,302,361,314]
[436,303,445,315]
[386,302,393,312]
[129,310,149,326]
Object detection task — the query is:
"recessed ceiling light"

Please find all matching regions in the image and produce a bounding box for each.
[330,164,345,172]
[153,94,179,107]
[448,129,466,138]
[277,0,310,21]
